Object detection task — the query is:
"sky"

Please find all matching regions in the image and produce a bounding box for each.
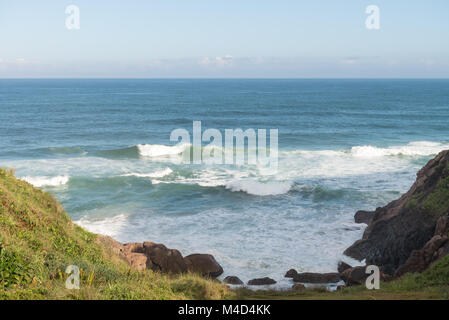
[0,0,448,78]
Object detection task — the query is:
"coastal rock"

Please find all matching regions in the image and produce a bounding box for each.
[395,235,449,277]
[142,242,187,274]
[337,261,352,274]
[284,269,298,278]
[292,283,305,291]
[340,266,369,286]
[354,210,375,224]
[126,252,148,271]
[247,277,277,286]
[344,150,449,275]
[293,272,340,284]
[223,276,243,285]
[184,254,224,278]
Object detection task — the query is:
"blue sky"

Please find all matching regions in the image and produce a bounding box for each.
[0,0,448,78]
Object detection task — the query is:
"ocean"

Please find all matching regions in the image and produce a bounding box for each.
[1,79,448,288]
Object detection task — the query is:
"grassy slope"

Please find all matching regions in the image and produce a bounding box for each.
[0,168,232,299]
[0,168,448,300]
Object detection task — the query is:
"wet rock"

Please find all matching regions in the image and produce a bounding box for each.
[284,269,298,278]
[184,254,224,278]
[223,276,243,285]
[293,272,340,284]
[247,277,277,286]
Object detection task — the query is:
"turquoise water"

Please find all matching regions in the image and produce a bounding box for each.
[1,79,448,287]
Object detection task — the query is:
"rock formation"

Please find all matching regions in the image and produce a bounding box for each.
[344,150,449,277]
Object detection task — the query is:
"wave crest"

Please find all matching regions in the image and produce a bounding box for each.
[21,175,70,187]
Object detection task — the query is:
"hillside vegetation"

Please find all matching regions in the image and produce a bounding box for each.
[0,168,232,299]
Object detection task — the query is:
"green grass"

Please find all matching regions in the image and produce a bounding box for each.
[421,163,449,216]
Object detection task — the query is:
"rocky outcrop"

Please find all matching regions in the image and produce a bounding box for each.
[247,277,277,285]
[223,276,243,285]
[293,272,340,284]
[184,254,224,278]
[344,150,449,276]
[354,210,375,224]
[337,261,352,274]
[284,269,298,278]
[98,236,224,278]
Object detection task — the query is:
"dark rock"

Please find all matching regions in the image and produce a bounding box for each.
[247,277,277,286]
[143,242,187,274]
[435,214,449,236]
[395,235,449,277]
[184,254,223,278]
[337,261,352,274]
[293,272,340,284]
[223,276,243,285]
[292,283,305,291]
[340,266,369,286]
[284,269,298,278]
[354,210,375,224]
[344,150,449,274]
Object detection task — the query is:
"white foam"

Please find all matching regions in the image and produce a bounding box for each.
[137,143,189,157]
[74,214,129,238]
[350,141,448,158]
[21,175,69,187]
[225,180,293,196]
[122,168,173,179]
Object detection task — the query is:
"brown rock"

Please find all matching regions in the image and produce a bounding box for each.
[337,261,352,274]
[142,242,187,274]
[247,277,277,286]
[284,269,298,278]
[293,272,340,284]
[340,266,368,286]
[184,254,223,278]
[223,276,243,285]
[336,285,346,291]
[435,214,449,236]
[292,283,305,291]
[395,235,449,277]
[354,210,375,224]
[125,252,148,271]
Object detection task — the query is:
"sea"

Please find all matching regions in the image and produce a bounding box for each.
[1,79,448,288]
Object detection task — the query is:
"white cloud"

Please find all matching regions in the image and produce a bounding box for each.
[199,54,233,68]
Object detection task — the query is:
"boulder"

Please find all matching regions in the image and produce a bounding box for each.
[340,266,369,286]
[293,272,340,284]
[354,210,375,224]
[184,254,223,278]
[125,252,148,271]
[292,283,305,291]
[223,276,243,285]
[337,261,352,274]
[142,242,187,274]
[344,150,449,275]
[247,277,277,286]
[284,269,298,278]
